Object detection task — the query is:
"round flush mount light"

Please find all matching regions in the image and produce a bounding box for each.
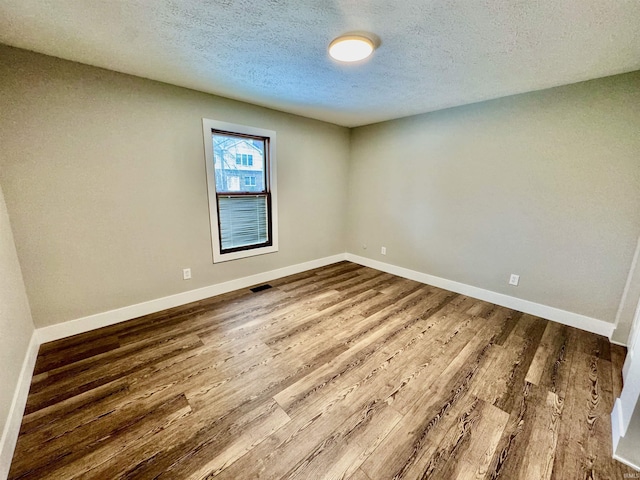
[329,35,376,62]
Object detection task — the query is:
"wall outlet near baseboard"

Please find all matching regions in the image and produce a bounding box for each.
[183,268,192,280]
[509,274,520,286]
[381,246,387,255]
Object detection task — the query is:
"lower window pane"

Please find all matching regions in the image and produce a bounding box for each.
[218,195,268,250]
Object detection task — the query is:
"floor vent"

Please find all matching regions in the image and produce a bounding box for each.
[250,284,273,293]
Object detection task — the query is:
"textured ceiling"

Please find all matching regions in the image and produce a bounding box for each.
[1,0,639,127]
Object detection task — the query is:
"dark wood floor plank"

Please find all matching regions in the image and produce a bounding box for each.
[11,394,191,480]
[30,332,203,396]
[220,310,481,478]
[492,309,523,346]
[140,400,290,479]
[447,400,509,480]
[473,313,547,414]
[482,382,553,480]
[24,334,204,415]
[216,386,403,479]
[33,335,121,375]
[406,397,508,480]
[525,321,573,397]
[551,328,619,480]
[194,289,341,349]
[111,397,293,479]
[359,322,499,479]
[35,287,252,354]
[273,290,462,417]
[18,377,130,435]
[280,399,402,480]
[115,286,296,347]
[14,379,131,455]
[9,262,636,480]
[261,289,381,349]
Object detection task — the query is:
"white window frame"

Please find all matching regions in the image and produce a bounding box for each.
[202,118,279,263]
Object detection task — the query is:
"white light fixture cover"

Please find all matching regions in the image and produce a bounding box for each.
[329,35,375,62]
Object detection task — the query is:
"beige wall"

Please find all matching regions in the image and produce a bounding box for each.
[348,72,640,323]
[0,183,35,444]
[0,46,350,327]
[1,43,639,333]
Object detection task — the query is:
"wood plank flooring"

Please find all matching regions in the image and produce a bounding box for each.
[9,261,635,479]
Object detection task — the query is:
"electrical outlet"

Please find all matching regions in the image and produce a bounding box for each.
[183,268,192,280]
[381,246,387,255]
[363,244,367,250]
[509,274,519,286]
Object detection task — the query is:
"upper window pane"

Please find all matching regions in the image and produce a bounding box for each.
[213,133,265,193]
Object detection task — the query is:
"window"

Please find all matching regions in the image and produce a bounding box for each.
[235,154,254,166]
[202,119,278,263]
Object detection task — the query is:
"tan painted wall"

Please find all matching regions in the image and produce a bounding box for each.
[1,43,639,333]
[0,46,350,328]
[0,183,34,440]
[347,72,640,323]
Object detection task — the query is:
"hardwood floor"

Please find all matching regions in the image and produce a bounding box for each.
[9,261,635,479]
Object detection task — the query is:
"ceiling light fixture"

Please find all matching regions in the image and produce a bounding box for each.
[328,35,376,62]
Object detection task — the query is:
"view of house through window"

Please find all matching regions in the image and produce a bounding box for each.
[212,131,271,253]
[203,118,278,263]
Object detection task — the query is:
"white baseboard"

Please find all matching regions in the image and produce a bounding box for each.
[613,453,640,473]
[346,254,615,338]
[0,332,39,480]
[37,252,616,346]
[611,398,624,452]
[37,254,347,344]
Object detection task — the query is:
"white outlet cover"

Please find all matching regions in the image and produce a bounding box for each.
[183,268,192,280]
[509,274,519,286]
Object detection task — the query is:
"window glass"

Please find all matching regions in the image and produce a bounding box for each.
[203,119,277,262]
[213,134,265,193]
